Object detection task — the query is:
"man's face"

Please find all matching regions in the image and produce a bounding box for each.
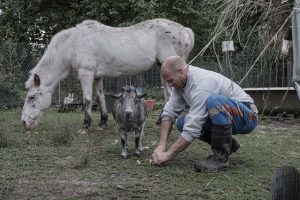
[163,68,186,90]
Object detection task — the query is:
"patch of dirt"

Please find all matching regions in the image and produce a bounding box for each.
[257,117,300,132]
[3,169,108,199]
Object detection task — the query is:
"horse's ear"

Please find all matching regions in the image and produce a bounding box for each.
[34,74,40,87]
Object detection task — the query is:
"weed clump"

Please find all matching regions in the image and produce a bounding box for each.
[50,125,74,146]
[0,130,9,148]
[73,153,89,169]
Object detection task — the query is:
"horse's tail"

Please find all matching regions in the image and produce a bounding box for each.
[184,27,195,60]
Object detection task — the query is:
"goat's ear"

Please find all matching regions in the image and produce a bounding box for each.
[110,93,122,99]
[34,74,40,87]
[137,93,147,99]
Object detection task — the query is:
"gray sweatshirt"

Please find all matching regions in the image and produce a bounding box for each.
[161,65,254,143]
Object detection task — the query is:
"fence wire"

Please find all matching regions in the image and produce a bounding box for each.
[0,41,293,109]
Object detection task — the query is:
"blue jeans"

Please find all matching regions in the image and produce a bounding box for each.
[176,94,258,135]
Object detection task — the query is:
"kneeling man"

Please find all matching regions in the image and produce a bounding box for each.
[152,56,258,172]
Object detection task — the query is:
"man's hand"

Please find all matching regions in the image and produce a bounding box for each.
[153,145,166,154]
[151,136,190,166]
[152,151,171,165]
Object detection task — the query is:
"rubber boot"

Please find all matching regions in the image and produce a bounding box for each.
[194,125,232,172]
[199,130,211,145]
[231,137,240,154]
[199,130,240,155]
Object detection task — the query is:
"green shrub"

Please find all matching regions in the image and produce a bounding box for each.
[0,84,22,109]
[145,87,164,100]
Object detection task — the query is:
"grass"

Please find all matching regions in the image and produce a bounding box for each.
[0,107,299,199]
[50,125,74,147]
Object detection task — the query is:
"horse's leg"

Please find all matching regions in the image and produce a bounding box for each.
[94,78,108,131]
[78,69,94,134]
[161,77,172,102]
[155,64,172,127]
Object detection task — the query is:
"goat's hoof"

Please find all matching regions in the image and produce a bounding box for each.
[78,129,88,134]
[134,151,141,157]
[97,126,104,131]
[121,154,129,159]
[97,124,107,131]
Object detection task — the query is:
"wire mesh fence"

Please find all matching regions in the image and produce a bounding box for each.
[0,41,293,109]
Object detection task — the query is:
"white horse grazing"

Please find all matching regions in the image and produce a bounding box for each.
[21,19,194,132]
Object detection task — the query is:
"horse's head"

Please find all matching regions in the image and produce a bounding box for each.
[21,74,52,130]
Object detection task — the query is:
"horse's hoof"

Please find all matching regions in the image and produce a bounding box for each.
[155,121,161,128]
[97,125,107,131]
[154,124,160,129]
[78,129,88,134]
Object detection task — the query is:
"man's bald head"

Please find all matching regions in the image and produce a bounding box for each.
[161,56,187,75]
[161,56,188,90]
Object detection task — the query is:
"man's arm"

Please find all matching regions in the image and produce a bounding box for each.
[154,117,174,153]
[152,136,190,165]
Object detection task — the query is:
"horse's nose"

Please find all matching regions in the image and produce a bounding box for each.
[22,120,29,130]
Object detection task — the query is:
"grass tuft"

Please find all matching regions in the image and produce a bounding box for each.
[73,153,90,169]
[0,131,9,148]
[50,125,74,146]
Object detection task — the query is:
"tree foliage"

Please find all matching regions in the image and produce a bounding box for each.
[0,0,220,108]
[0,0,219,56]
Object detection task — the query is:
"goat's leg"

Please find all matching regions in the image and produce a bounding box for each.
[119,130,129,159]
[94,78,108,131]
[134,125,144,157]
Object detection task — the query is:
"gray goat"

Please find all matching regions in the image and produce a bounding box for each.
[111,86,148,158]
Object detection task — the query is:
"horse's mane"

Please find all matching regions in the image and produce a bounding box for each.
[25,20,104,89]
[76,20,102,27]
[25,27,76,88]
